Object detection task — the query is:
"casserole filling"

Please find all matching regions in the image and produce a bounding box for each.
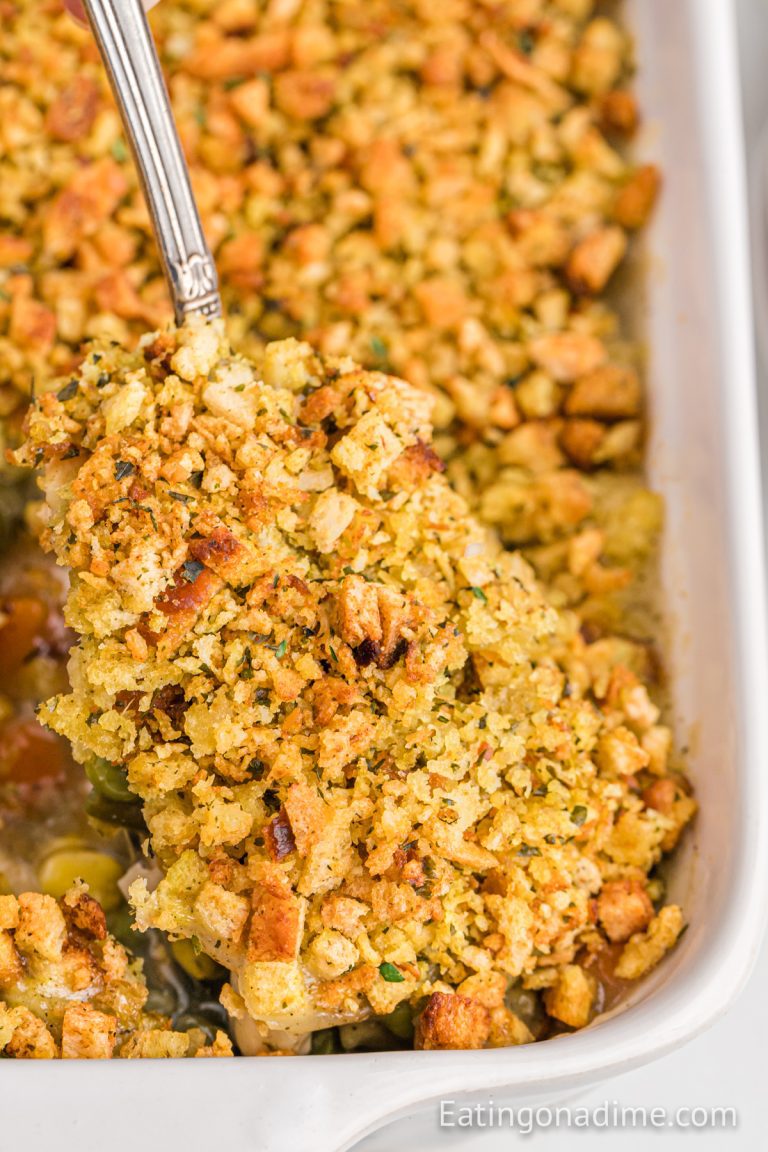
[12,322,692,1053]
[0,0,695,1054]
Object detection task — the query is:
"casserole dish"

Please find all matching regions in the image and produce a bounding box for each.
[2,0,767,1149]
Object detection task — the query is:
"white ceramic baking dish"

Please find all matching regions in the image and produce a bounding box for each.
[2,1,767,1149]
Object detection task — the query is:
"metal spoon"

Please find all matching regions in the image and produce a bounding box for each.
[81,0,222,324]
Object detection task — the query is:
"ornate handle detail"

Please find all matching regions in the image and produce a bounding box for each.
[82,0,222,324]
[175,254,219,313]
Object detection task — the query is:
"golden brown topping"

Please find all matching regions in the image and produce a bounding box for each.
[142,566,224,657]
[565,226,628,296]
[0,932,23,986]
[528,331,607,383]
[565,364,642,420]
[16,322,692,1042]
[63,889,107,941]
[542,964,596,1028]
[45,77,100,143]
[247,870,304,964]
[597,89,639,137]
[614,906,685,981]
[613,165,662,230]
[283,782,326,857]
[61,1004,116,1060]
[1,1006,58,1059]
[597,879,655,944]
[415,992,491,1051]
[0,887,233,1060]
[265,809,297,862]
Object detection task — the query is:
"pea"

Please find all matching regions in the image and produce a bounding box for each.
[106,903,136,947]
[39,848,123,911]
[310,1027,340,1055]
[382,1000,414,1041]
[84,790,146,832]
[171,938,226,982]
[85,757,134,803]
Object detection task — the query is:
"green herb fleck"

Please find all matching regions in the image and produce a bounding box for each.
[370,335,388,360]
[169,491,193,504]
[379,961,405,983]
[181,559,204,584]
[470,586,488,603]
[111,139,128,162]
[56,379,78,402]
[262,789,281,813]
[570,805,588,827]
[518,29,536,55]
[517,845,541,858]
[274,639,288,660]
[114,460,134,481]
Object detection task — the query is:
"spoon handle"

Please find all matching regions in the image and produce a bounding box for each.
[81,0,222,324]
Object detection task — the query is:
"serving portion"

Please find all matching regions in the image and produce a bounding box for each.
[12,320,692,1053]
[1,0,696,1056]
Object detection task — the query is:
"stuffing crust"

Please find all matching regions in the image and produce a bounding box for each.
[0,0,659,561]
[16,323,692,1043]
[0,885,232,1058]
[2,0,693,1052]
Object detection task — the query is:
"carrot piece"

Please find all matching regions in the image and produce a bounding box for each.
[0,598,48,676]
[0,719,70,785]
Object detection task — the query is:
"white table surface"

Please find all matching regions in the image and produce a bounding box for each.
[356,3,768,1149]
